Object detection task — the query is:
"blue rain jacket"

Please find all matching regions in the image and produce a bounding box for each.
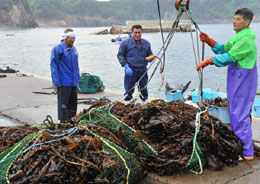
[117,37,152,70]
[50,41,80,87]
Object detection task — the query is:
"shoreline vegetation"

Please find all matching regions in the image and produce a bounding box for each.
[27,0,260,27]
[1,0,260,28]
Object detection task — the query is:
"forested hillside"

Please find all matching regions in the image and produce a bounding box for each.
[27,0,260,27]
[0,0,38,28]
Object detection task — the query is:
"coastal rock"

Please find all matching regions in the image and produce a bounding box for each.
[0,0,38,28]
[90,28,109,35]
[110,24,128,34]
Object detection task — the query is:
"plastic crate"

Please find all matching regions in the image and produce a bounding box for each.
[192,89,214,103]
[252,98,260,117]
[213,92,227,98]
[208,106,230,124]
[166,91,184,102]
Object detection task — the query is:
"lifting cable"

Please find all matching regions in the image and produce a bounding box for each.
[156,0,166,74]
[116,7,184,103]
[157,0,166,91]
[114,0,205,106]
[183,6,205,108]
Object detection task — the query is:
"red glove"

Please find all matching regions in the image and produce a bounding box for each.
[197,57,214,71]
[200,32,216,47]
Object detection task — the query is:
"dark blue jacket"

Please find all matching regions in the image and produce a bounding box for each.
[117,37,152,70]
[50,41,80,87]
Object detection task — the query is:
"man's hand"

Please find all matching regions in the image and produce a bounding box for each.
[197,57,214,71]
[200,32,216,47]
[56,84,61,88]
[124,64,133,76]
[146,55,156,63]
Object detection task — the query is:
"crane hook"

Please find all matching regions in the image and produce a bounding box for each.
[175,0,190,11]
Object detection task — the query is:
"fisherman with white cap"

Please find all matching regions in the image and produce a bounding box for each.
[50,28,80,123]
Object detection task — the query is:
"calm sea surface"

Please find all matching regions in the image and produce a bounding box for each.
[1,23,260,99]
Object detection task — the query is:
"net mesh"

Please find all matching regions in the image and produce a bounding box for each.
[0,131,42,184]
[0,105,208,184]
[78,105,157,156]
[0,125,144,184]
[82,126,144,184]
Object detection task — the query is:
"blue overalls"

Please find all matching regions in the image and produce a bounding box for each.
[117,37,152,101]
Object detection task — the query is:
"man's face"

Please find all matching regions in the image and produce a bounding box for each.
[233,15,250,32]
[64,36,75,48]
[132,28,142,41]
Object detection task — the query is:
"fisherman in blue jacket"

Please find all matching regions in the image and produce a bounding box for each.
[50,28,80,122]
[117,25,154,102]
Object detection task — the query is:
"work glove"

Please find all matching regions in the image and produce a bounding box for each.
[196,57,214,71]
[124,64,133,76]
[146,55,156,63]
[200,32,216,47]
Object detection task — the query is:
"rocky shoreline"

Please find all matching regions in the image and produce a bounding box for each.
[0,0,38,28]
[33,16,260,28]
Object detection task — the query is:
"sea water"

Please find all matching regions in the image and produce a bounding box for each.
[1,23,260,99]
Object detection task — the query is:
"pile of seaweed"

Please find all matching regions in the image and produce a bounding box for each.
[204,97,228,107]
[104,99,244,174]
[7,124,131,184]
[0,125,39,153]
[3,99,259,183]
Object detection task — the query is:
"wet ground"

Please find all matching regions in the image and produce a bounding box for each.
[0,116,17,126]
[0,73,125,124]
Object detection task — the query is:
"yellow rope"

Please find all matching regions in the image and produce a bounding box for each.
[87,106,157,156]
[5,130,43,184]
[106,106,157,155]
[80,125,130,184]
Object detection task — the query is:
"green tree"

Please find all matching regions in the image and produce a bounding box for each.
[26,0,260,26]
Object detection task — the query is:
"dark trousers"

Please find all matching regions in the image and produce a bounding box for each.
[57,86,77,121]
[124,69,148,101]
